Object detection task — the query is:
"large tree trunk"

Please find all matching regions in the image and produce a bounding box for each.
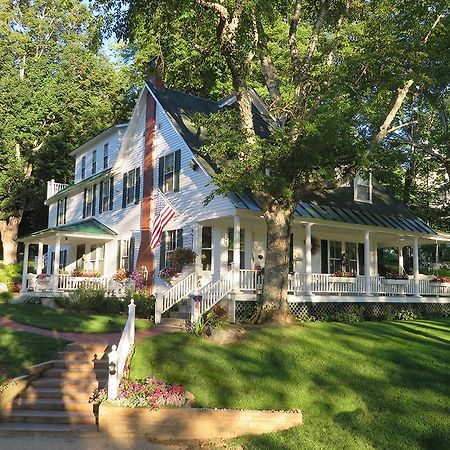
[0,216,22,265]
[259,206,295,323]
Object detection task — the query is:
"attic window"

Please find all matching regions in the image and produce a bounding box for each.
[354,172,372,204]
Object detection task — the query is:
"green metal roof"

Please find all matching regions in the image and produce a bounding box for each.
[46,168,112,203]
[21,218,117,240]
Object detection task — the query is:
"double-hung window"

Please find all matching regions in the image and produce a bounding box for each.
[103,143,109,169]
[354,172,372,203]
[56,197,67,226]
[92,150,97,175]
[81,156,86,179]
[329,240,342,273]
[99,177,113,213]
[158,149,181,193]
[159,229,183,269]
[328,240,358,274]
[227,228,245,269]
[201,226,212,271]
[83,185,96,218]
[117,238,135,271]
[122,168,141,207]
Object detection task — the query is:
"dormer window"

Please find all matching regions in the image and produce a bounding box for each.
[354,172,372,203]
[92,150,97,175]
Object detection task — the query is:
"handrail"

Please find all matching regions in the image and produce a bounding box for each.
[197,269,234,315]
[161,272,197,314]
[108,299,136,400]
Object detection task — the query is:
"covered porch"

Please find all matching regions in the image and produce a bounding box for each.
[20,219,118,294]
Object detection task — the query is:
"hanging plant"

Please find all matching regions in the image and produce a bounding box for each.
[167,248,196,271]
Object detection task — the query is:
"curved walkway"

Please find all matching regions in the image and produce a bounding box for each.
[0,315,174,344]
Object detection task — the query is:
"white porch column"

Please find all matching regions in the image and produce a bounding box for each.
[305,223,313,295]
[21,242,30,293]
[364,231,371,295]
[398,246,404,274]
[233,215,241,290]
[36,242,44,275]
[413,237,420,296]
[192,224,202,287]
[52,236,61,292]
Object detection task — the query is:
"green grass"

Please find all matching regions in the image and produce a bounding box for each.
[0,303,152,333]
[132,320,450,450]
[0,328,67,377]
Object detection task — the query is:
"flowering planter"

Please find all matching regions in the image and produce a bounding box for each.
[98,403,303,442]
[430,282,450,287]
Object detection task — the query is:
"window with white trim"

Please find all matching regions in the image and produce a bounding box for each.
[83,186,95,218]
[354,172,372,203]
[201,226,212,271]
[122,168,140,207]
[329,240,359,274]
[92,150,97,175]
[227,228,245,269]
[329,240,342,273]
[56,197,66,226]
[103,143,109,169]
[158,150,181,193]
[81,155,86,179]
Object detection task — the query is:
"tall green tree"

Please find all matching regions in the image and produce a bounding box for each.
[102,0,448,321]
[0,0,131,263]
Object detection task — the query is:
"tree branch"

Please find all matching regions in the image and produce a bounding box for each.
[386,120,418,135]
[195,0,229,20]
[423,13,444,44]
[288,0,303,75]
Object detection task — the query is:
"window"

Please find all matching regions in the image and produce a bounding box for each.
[76,244,85,269]
[99,178,113,213]
[98,244,105,274]
[117,238,135,271]
[81,156,86,179]
[83,185,96,218]
[122,168,140,207]
[354,172,372,203]
[90,244,98,271]
[103,143,109,169]
[227,228,245,269]
[159,229,183,269]
[201,226,212,271]
[56,197,67,226]
[92,150,97,175]
[50,250,67,274]
[329,240,342,273]
[344,242,358,274]
[158,150,181,193]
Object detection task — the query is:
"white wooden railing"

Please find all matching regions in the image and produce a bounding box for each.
[46,179,68,198]
[108,300,136,400]
[196,269,234,316]
[238,269,450,297]
[154,272,197,324]
[58,274,109,291]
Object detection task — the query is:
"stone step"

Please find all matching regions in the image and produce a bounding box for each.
[12,398,93,411]
[178,304,191,313]
[160,317,187,328]
[0,423,98,433]
[53,359,108,370]
[20,387,92,401]
[31,378,106,390]
[4,410,97,425]
[43,368,108,380]
[169,311,190,320]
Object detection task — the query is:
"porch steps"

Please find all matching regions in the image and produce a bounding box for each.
[0,344,108,433]
[159,317,187,329]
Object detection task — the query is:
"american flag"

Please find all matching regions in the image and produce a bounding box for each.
[150,190,176,250]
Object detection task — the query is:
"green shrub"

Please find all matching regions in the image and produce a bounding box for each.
[131,291,155,319]
[0,292,12,303]
[334,310,363,323]
[395,308,418,321]
[23,297,42,305]
[0,262,22,289]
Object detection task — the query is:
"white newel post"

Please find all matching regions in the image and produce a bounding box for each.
[52,236,61,292]
[37,242,44,275]
[154,290,162,324]
[128,299,136,344]
[108,345,119,400]
[364,231,371,296]
[21,243,30,293]
[305,223,313,295]
[233,215,241,291]
[413,237,420,297]
[398,245,404,274]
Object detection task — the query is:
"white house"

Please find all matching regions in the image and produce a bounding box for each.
[20,81,450,322]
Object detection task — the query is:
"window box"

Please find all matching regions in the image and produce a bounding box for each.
[384,279,409,286]
[328,276,357,283]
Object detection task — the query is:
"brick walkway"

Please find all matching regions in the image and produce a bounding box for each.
[0,315,172,344]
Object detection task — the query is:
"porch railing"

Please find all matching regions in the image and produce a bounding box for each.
[57,274,109,291]
[46,179,68,198]
[238,270,450,297]
[197,269,234,316]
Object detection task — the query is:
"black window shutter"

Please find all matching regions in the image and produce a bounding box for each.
[116,240,122,270]
[158,156,164,189]
[174,149,181,192]
[321,240,328,274]
[176,228,183,249]
[92,184,97,216]
[358,243,365,275]
[129,236,135,271]
[109,177,114,210]
[289,233,294,272]
[83,189,87,218]
[159,232,166,269]
[122,173,127,208]
[63,197,67,224]
[99,181,104,214]
[56,201,60,226]
[135,168,141,204]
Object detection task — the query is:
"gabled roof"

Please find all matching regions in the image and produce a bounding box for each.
[45,168,111,204]
[21,218,117,242]
[70,124,128,156]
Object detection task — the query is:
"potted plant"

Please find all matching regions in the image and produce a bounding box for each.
[329,271,357,283]
[167,248,196,274]
[159,267,181,285]
[384,272,409,285]
[430,276,450,286]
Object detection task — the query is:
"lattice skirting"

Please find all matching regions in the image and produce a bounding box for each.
[235,301,450,322]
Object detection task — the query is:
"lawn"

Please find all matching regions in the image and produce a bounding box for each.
[131,320,450,450]
[0,303,152,333]
[0,328,67,377]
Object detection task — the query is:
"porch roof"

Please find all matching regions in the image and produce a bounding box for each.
[20,218,117,243]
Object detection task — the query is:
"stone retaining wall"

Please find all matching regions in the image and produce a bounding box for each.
[99,404,303,441]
